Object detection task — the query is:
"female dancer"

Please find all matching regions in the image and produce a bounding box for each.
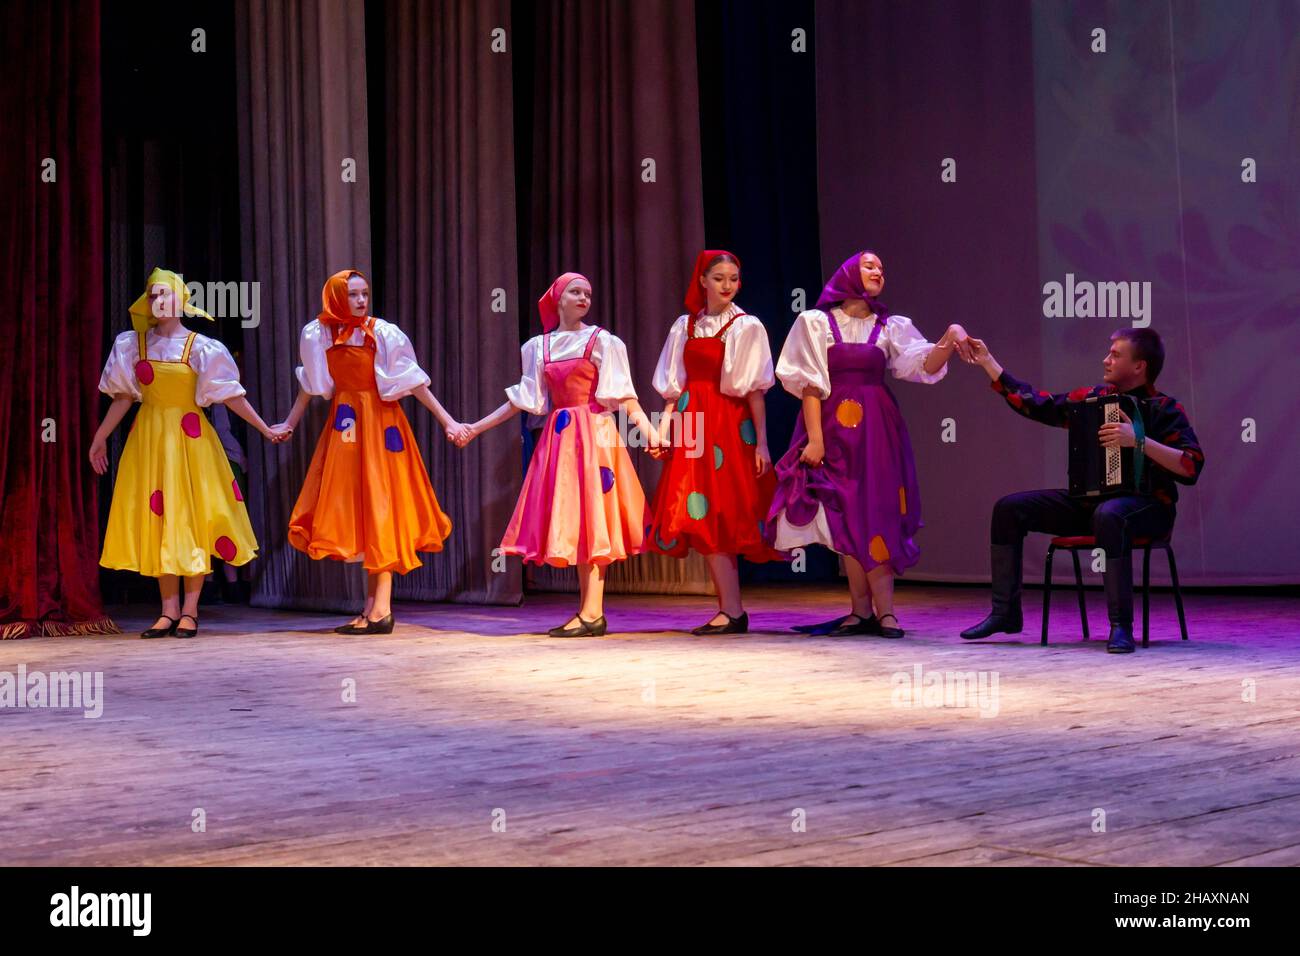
[458,273,654,637]
[91,267,279,638]
[767,250,970,637]
[276,270,456,634]
[647,250,784,635]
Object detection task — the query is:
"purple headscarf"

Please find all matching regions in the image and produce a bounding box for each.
[814,250,889,319]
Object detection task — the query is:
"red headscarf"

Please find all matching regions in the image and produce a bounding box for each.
[537,272,590,333]
[683,249,742,316]
[319,269,372,344]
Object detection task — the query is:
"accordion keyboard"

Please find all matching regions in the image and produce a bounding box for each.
[1103,402,1123,487]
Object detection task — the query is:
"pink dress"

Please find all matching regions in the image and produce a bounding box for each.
[500,327,648,567]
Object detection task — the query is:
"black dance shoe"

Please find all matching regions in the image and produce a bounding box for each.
[960,609,1023,640]
[354,613,394,635]
[548,615,607,637]
[1106,623,1136,654]
[826,613,883,637]
[334,614,367,635]
[691,611,748,635]
[174,614,199,638]
[141,615,179,639]
[875,613,904,639]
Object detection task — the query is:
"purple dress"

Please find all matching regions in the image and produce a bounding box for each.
[765,314,922,574]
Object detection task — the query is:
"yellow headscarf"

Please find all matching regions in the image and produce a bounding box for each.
[128,267,215,335]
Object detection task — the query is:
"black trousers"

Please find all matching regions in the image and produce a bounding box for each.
[991,489,1174,557]
[991,489,1175,623]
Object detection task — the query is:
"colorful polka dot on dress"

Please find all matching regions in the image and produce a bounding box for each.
[215,536,237,562]
[713,444,723,470]
[655,530,678,551]
[233,480,244,503]
[600,466,615,493]
[181,412,202,438]
[835,399,863,428]
[134,360,154,385]
[676,391,690,413]
[149,490,164,515]
[333,403,357,431]
[384,426,404,452]
[686,492,709,520]
[739,419,757,445]
[554,409,572,433]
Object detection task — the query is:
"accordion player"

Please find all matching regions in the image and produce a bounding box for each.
[1067,394,1151,497]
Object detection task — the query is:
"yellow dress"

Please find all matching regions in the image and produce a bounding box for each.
[100,331,258,577]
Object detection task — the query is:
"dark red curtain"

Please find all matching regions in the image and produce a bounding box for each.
[0,0,116,637]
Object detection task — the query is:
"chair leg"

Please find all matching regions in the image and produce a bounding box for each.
[1070,548,1088,640]
[1041,546,1055,645]
[1142,546,1151,648]
[1167,546,1189,641]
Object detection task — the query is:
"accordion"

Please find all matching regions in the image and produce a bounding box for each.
[1067,394,1149,497]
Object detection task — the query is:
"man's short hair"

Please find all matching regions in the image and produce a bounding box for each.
[1111,328,1165,384]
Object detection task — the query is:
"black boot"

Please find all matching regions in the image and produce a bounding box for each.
[1104,553,1136,653]
[961,544,1024,639]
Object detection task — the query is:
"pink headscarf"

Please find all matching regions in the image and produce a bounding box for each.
[537,272,590,333]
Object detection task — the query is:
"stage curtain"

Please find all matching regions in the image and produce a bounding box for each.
[520,0,712,595]
[0,0,117,638]
[234,0,375,612]
[370,0,524,605]
[814,0,1045,584]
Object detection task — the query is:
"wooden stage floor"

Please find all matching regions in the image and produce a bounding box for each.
[2,583,1298,866]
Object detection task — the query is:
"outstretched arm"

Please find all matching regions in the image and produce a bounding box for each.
[968,338,1078,429]
[412,385,456,431]
[224,395,275,440]
[462,400,522,445]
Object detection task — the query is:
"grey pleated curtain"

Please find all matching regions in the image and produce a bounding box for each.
[236,0,523,611]
[236,0,374,612]
[526,0,713,595]
[377,0,523,605]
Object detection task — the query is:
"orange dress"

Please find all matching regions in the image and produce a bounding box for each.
[288,319,451,573]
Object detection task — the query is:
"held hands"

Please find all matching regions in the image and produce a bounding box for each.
[965,336,993,367]
[755,443,773,477]
[447,421,474,447]
[943,324,976,363]
[267,422,294,443]
[1098,408,1137,449]
[647,427,670,459]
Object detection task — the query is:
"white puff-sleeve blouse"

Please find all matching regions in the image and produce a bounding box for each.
[505,326,637,416]
[295,318,431,402]
[775,309,948,399]
[651,305,775,400]
[98,328,247,407]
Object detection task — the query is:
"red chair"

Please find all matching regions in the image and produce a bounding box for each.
[1042,535,1188,647]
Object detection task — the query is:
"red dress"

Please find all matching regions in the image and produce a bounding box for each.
[648,312,783,561]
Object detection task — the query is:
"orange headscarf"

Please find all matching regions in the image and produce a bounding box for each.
[684,249,741,316]
[537,272,590,333]
[319,269,373,345]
